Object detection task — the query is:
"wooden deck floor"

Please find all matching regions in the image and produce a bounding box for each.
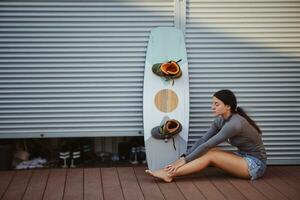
[0,165,299,200]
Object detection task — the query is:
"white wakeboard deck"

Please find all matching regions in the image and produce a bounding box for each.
[143,27,189,171]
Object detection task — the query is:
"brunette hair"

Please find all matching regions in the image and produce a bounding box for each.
[213,89,262,134]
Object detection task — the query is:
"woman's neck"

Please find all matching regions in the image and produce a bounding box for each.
[222,111,232,120]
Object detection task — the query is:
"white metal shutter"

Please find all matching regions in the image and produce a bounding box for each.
[0,0,175,138]
[186,0,300,164]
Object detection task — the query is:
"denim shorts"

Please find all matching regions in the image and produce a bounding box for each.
[235,151,267,180]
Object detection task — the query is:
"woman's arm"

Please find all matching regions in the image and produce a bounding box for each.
[184,119,242,163]
[185,120,219,156]
[164,119,220,172]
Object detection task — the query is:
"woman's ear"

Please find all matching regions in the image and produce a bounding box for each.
[225,105,231,111]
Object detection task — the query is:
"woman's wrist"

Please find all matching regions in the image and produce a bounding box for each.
[179,157,186,165]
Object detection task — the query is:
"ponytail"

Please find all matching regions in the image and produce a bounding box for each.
[236,107,262,134]
[213,89,262,134]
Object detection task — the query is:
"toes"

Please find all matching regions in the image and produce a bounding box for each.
[145,169,154,177]
[145,169,173,183]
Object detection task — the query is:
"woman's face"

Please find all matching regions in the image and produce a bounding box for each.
[211,96,231,117]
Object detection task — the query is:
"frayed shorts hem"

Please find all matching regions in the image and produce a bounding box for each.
[235,151,267,181]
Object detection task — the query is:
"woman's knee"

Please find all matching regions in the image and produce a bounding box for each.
[202,149,218,162]
[204,148,227,164]
[196,148,223,164]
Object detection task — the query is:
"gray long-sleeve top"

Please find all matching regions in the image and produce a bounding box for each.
[184,113,267,162]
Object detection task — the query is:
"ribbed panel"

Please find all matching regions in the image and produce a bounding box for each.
[186,0,300,164]
[0,0,174,138]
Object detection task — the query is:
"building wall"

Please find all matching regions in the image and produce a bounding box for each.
[186,0,300,164]
[0,0,174,138]
[0,0,299,164]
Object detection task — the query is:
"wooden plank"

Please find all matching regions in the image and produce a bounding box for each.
[117,167,144,200]
[23,169,49,200]
[215,168,268,200]
[157,181,186,200]
[204,168,247,200]
[279,166,300,182]
[0,171,15,199]
[2,165,300,200]
[64,168,83,200]
[285,165,300,173]
[262,166,300,200]
[43,169,66,200]
[133,166,165,200]
[249,172,289,200]
[175,177,206,200]
[250,166,298,200]
[2,170,32,200]
[84,168,103,200]
[269,166,300,191]
[192,168,226,200]
[101,167,124,200]
[281,166,300,180]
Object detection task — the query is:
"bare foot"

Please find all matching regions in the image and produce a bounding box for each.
[145,169,173,183]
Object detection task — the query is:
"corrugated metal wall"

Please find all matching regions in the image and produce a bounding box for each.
[0,0,299,164]
[186,0,300,164]
[0,0,174,138]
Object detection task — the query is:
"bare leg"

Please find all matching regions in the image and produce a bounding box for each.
[164,147,220,173]
[146,148,250,182]
[174,148,250,179]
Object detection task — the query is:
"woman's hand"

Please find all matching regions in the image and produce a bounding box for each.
[164,157,186,175]
[164,158,181,171]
